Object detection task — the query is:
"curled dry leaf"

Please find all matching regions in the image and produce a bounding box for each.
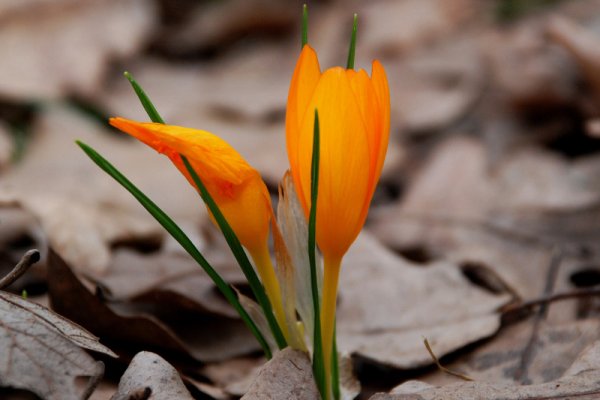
[95,247,245,319]
[48,248,260,364]
[336,232,510,369]
[111,352,193,400]
[0,0,156,100]
[374,339,600,400]
[241,348,320,400]
[201,356,266,397]
[0,290,116,400]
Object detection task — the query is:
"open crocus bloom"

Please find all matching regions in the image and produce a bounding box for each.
[286,44,390,262]
[110,118,273,254]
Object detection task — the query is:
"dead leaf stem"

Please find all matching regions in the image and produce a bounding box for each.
[514,248,562,384]
[501,286,600,315]
[0,249,40,290]
[423,338,474,381]
[80,361,104,400]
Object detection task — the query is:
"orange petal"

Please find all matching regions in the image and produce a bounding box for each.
[370,60,391,193]
[109,117,272,253]
[348,68,382,190]
[286,45,321,213]
[296,67,372,259]
[109,118,253,191]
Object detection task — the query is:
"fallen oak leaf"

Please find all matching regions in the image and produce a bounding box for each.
[241,348,320,400]
[95,247,245,319]
[0,290,117,400]
[0,0,156,100]
[422,318,600,387]
[0,106,206,275]
[48,248,260,364]
[336,232,511,369]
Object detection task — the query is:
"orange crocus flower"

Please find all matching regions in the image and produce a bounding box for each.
[109,118,288,339]
[286,44,390,396]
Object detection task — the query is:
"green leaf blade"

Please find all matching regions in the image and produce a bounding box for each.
[346,14,358,70]
[309,110,326,397]
[302,4,308,48]
[181,156,288,350]
[122,71,286,351]
[76,140,272,358]
[123,71,165,124]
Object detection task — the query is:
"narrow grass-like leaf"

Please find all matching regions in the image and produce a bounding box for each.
[181,156,287,350]
[332,322,340,400]
[309,110,326,397]
[123,71,286,350]
[76,141,272,358]
[346,14,358,70]
[302,4,308,48]
[124,71,165,124]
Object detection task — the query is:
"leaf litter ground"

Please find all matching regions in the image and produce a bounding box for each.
[4,0,600,399]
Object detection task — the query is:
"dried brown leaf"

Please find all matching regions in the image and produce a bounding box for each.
[371,137,600,301]
[336,232,510,369]
[154,0,295,57]
[202,356,265,397]
[0,106,205,275]
[96,248,244,319]
[0,290,116,400]
[387,38,485,134]
[111,352,193,400]
[48,248,260,364]
[374,339,600,399]
[0,0,156,100]
[359,0,480,58]
[241,348,320,400]
[424,319,600,387]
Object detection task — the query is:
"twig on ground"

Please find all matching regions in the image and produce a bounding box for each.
[514,247,562,383]
[0,249,40,290]
[501,287,600,315]
[423,338,474,381]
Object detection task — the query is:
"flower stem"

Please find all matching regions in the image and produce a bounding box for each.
[250,245,290,342]
[321,254,342,400]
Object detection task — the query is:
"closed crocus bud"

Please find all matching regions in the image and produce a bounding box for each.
[286,44,390,399]
[286,45,390,263]
[109,118,289,336]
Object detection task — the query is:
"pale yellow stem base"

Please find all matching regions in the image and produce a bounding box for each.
[250,245,290,342]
